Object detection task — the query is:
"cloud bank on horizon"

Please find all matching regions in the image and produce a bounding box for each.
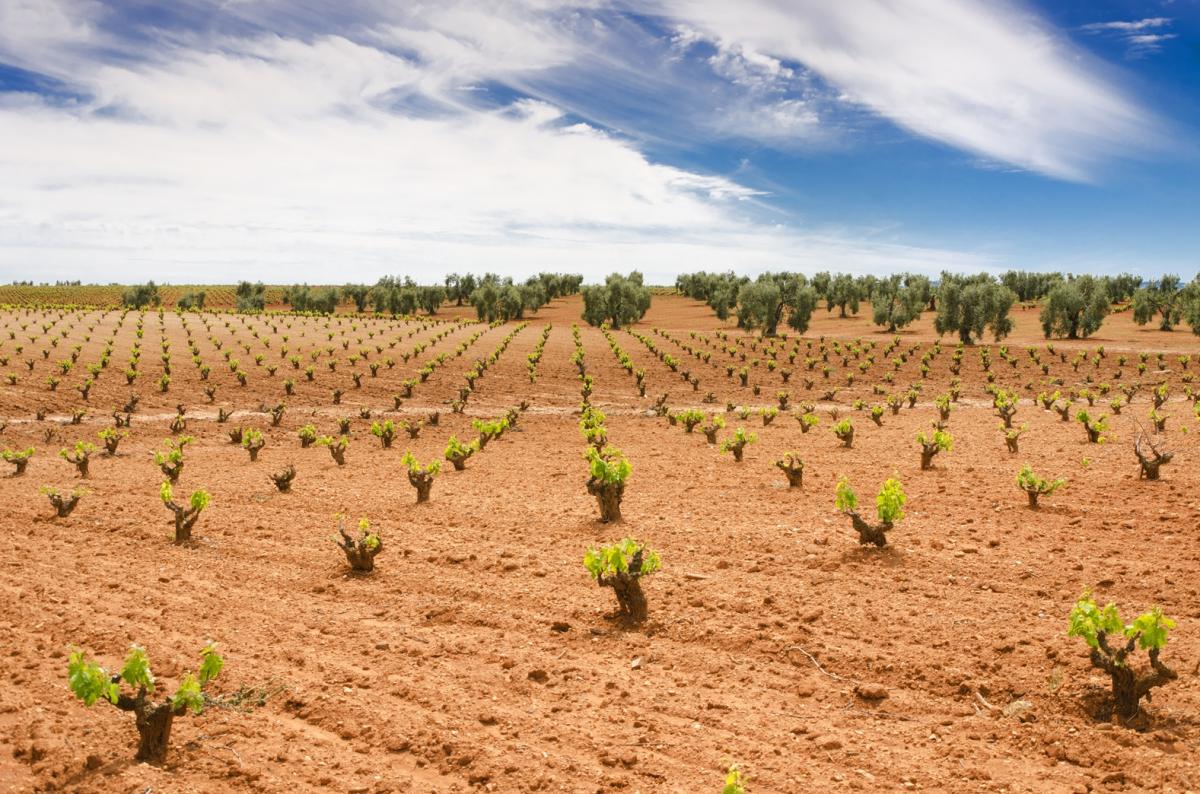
[0,0,1191,284]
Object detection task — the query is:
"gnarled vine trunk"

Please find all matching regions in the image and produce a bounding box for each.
[587,479,624,523]
[115,692,180,765]
[777,465,803,488]
[1092,634,1177,719]
[409,474,434,503]
[848,512,891,547]
[165,502,201,543]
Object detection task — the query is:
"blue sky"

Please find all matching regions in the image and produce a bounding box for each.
[0,0,1197,284]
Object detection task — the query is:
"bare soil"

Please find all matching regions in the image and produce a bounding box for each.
[1,294,1198,793]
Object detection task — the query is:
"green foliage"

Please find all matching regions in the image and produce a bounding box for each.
[68,651,119,706]
[917,429,953,452]
[60,440,95,462]
[581,272,652,329]
[121,281,161,309]
[444,435,477,461]
[3,446,35,463]
[836,476,906,523]
[177,290,206,310]
[120,646,155,692]
[719,426,757,454]
[1132,276,1183,331]
[674,408,704,432]
[198,643,225,686]
[400,451,440,476]
[160,480,210,512]
[235,281,266,313]
[723,765,747,794]
[824,273,860,317]
[1069,592,1174,651]
[933,274,1016,344]
[370,419,395,445]
[1040,276,1110,339]
[676,271,745,320]
[876,478,906,524]
[834,477,858,513]
[69,643,224,716]
[735,273,818,335]
[284,284,340,314]
[583,538,661,580]
[190,489,211,512]
[1016,464,1065,495]
[170,674,205,714]
[1000,270,1062,301]
[1075,410,1109,441]
[585,445,631,485]
[872,273,928,332]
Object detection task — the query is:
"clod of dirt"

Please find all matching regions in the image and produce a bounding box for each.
[854,683,889,701]
[1002,699,1035,722]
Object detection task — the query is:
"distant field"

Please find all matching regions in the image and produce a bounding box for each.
[0,284,297,308]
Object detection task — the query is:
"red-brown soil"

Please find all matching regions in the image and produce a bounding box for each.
[1,294,1198,793]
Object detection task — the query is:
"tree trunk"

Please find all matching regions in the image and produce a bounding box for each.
[920,447,936,470]
[414,480,432,503]
[779,468,803,488]
[589,480,623,523]
[1026,490,1039,508]
[849,512,890,547]
[607,573,647,623]
[173,510,195,543]
[134,703,176,764]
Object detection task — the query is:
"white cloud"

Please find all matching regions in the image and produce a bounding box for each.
[1081,18,1172,33]
[0,0,1169,283]
[0,0,99,73]
[654,0,1163,181]
[1081,17,1177,57]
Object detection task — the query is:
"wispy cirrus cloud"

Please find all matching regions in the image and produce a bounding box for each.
[0,0,1173,283]
[652,0,1165,182]
[1081,16,1176,57]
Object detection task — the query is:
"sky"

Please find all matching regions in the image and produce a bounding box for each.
[0,0,1197,286]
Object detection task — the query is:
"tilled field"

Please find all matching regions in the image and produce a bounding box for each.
[1,295,1198,793]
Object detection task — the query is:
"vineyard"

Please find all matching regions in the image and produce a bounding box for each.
[0,284,294,310]
[0,292,1197,793]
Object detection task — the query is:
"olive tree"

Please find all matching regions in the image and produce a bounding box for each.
[581,272,651,329]
[122,282,161,309]
[1132,276,1183,331]
[872,274,928,332]
[342,283,371,312]
[825,273,860,317]
[1181,277,1200,336]
[235,281,266,312]
[676,271,745,320]
[933,274,1016,344]
[736,273,818,336]
[1040,275,1110,339]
